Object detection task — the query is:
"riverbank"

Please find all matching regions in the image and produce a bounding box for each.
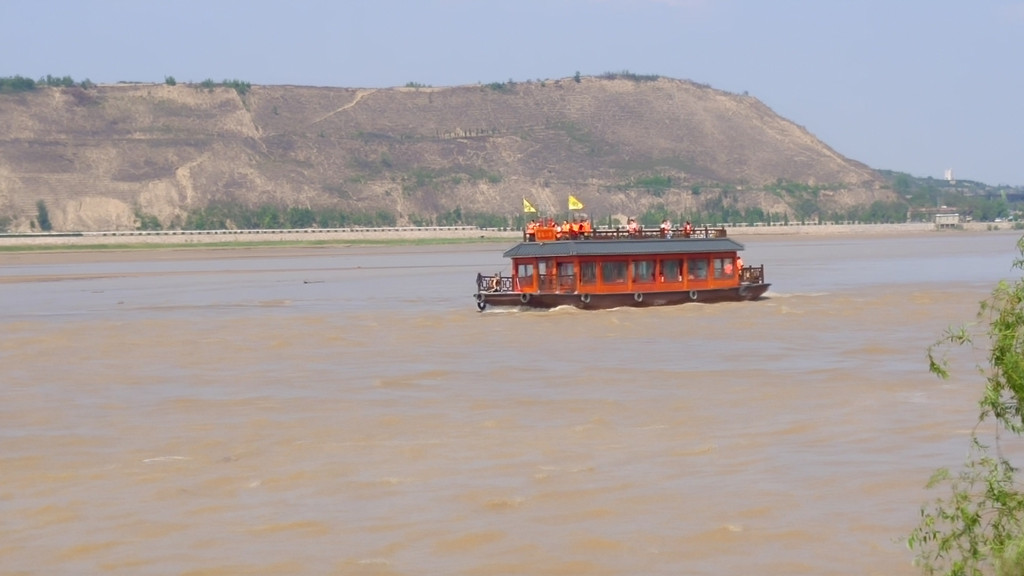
[0,222,1016,250]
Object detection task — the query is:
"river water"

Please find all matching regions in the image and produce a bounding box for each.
[1,230,1021,575]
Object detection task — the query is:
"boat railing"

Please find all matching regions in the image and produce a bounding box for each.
[476,272,513,293]
[523,225,727,242]
[740,265,765,285]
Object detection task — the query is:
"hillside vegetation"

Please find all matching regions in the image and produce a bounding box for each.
[0,73,929,232]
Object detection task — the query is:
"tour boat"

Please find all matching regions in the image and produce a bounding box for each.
[473,224,769,311]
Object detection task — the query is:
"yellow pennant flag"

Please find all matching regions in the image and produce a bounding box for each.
[523,198,537,213]
[568,195,584,210]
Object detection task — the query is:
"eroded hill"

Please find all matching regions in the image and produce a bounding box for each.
[0,75,895,231]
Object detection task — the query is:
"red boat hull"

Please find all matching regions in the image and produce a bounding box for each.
[474,283,770,311]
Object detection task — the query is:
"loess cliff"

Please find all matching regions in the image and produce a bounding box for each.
[0,75,895,231]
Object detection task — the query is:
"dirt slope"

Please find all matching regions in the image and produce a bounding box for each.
[0,76,893,231]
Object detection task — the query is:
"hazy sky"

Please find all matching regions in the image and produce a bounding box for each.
[3,0,1022,185]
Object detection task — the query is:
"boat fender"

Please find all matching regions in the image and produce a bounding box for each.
[634,292,644,303]
[520,293,531,304]
[739,285,748,297]
[477,301,486,311]
[475,293,485,303]
[689,290,698,301]
[580,293,591,304]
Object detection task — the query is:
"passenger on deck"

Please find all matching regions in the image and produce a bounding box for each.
[683,221,694,237]
[626,218,639,237]
[660,218,673,239]
[736,256,743,279]
[488,273,501,292]
[580,218,592,238]
[526,219,537,241]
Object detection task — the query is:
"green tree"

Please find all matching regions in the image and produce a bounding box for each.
[908,235,1024,576]
[43,74,74,87]
[135,209,162,231]
[286,206,315,228]
[36,199,52,231]
[863,200,908,223]
[223,78,251,96]
[894,173,913,196]
[0,75,37,92]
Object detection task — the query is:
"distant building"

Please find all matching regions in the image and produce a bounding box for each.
[935,213,961,229]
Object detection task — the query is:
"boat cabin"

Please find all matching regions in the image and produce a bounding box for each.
[505,236,751,296]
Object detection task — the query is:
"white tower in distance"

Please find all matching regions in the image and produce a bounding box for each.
[944,168,955,183]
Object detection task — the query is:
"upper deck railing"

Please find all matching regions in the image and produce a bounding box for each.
[523,225,727,242]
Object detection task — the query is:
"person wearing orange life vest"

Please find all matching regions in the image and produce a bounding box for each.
[736,255,743,280]
[683,220,694,238]
[626,218,639,237]
[526,219,537,241]
[580,218,592,238]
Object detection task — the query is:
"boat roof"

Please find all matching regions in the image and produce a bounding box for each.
[503,237,746,259]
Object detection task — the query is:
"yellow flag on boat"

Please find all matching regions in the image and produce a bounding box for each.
[523,198,537,213]
[568,195,584,210]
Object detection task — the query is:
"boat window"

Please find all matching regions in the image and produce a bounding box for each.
[661,259,683,282]
[517,262,535,287]
[601,261,627,284]
[580,261,598,285]
[633,259,656,283]
[558,262,576,292]
[713,257,736,279]
[689,259,708,280]
[558,261,575,279]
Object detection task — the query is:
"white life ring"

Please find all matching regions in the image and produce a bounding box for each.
[520,293,531,304]
[634,293,644,303]
[580,293,591,304]
[475,293,485,303]
[689,290,698,300]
